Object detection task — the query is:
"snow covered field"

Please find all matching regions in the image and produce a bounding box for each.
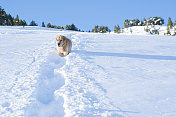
[0,26,176,117]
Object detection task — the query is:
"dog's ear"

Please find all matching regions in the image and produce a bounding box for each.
[56,36,60,41]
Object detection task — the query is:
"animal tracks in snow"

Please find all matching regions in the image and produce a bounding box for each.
[25,52,65,117]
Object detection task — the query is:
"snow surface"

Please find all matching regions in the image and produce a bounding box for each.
[0,26,176,117]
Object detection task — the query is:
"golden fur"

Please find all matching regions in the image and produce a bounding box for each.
[56,35,72,57]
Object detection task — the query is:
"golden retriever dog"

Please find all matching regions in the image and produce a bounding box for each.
[56,35,72,57]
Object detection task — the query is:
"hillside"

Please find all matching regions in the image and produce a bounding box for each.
[0,26,176,117]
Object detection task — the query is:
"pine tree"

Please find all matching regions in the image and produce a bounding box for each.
[93,25,99,33]
[57,26,64,29]
[19,19,23,26]
[42,22,45,27]
[70,24,78,31]
[148,17,153,25]
[0,7,6,25]
[22,20,27,26]
[29,20,38,26]
[143,18,147,26]
[65,25,69,30]
[167,17,173,29]
[47,23,51,28]
[114,25,121,33]
[165,26,171,35]
[135,19,140,26]
[124,20,128,28]
[14,15,19,26]
[7,14,13,26]
[105,26,109,32]
[4,13,8,25]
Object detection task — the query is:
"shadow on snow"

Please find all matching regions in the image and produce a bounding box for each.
[73,50,176,60]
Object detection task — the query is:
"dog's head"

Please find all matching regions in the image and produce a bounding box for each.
[56,35,66,47]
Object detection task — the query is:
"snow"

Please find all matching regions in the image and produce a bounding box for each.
[1,26,176,117]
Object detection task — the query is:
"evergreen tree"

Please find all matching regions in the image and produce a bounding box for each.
[57,26,64,29]
[124,20,128,28]
[65,25,69,30]
[167,17,173,29]
[165,26,171,35]
[22,20,27,26]
[47,23,51,28]
[0,6,28,26]
[148,17,153,25]
[143,18,147,26]
[42,22,45,27]
[135,18,140,26]
[4,13,8,25]
[156,17,164,25]
[65,24,78,31]
[114,25,121,33]
[93,25,99,33]
[7,14,14,26]
[19,19,23,26]
[51,25,57,28]
[29,20,38,26]
[0,7,6,25]
[70,24,78,31]
[14,15,19,26]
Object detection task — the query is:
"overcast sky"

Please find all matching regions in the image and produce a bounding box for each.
[1,0,176,31]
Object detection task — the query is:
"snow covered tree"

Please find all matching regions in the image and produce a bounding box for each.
[143,18,147,26]
[167,17,173,29]
[135,19,140,26]
[147,17,153,25]
[155,17,164,25]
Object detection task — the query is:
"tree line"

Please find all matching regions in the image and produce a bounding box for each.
[0,6,80,31]
[0,7,27,26]
[112,17,176,36]
[1,6,176,35]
